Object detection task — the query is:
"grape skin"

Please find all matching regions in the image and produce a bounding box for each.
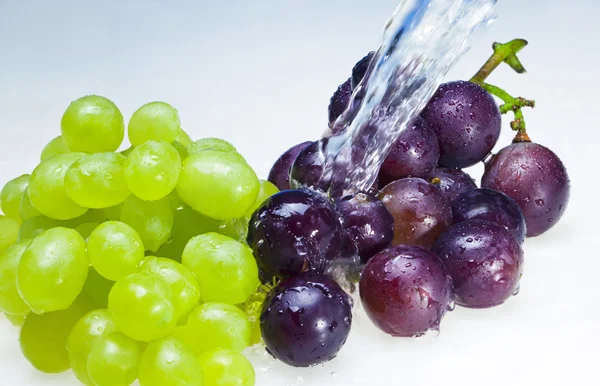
[0,216,20,255]
[138,337,203,386]
[0,239,32,315]
[120,195,174,252]
[328,78,352,127]
[429,167,477,202]
[199,349,255,386]
[1,174,30,222]
[19,188,41,222]
[40,135,70,161]
[267,141,312,191]
[128,101,181,146]
[86,333,142,386]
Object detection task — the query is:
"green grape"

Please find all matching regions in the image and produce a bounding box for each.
[120,146,135,157]
[17,227,89,314]
[138,337,203,386]
[18,216,61,241]
[41,135,71,161]
[88,221,145,281]
[0,239,32,314]
[156,199,222,262]
[239,286,270,346]
[187,137,237,156]
[217,217,248,243]
[0,215,19,254]
[124,140,181,201]
[20,294,94,373]
[177,302,251,356]
[120,196,173,252]
[176,151,259,220]
[175,129,193,148]
[61,95,125,153]
[128,101,180,146]
[108,273,176,342]
[199,349,255,386]
[5,312,27,326]
[87,333,142,386]
[171,140,189,160]
[82,267,115,308]
[245,179,279,218]
[140,256,201,322]
[182,233,258,304]
[67,309,118,385]
[29,152,88,220]
[75,222,101,240]
[20,188,41,221]
[103,203,122,221]
[1,174,30,222]
[65,152,130,209]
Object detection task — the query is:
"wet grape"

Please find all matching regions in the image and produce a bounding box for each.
[351,52,375,88]
[429,167,477,202]
[267,141,312,191]
[289,141,323,189]
[328,78,353,127]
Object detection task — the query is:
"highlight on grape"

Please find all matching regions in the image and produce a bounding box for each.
[0,12,569,386]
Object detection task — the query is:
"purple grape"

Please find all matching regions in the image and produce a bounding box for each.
[481,141,570,237]
[289,141,323,190]
[377,178,453,248]
[452,188,527,244]
[432,219,523,308]
[421,81,501,168]
[378,117,440,186]
[360,245,453,337]
[260,272,352,367]
[268,141,313,191]
[328,78,353,127]
[351,51,375,88]
[336,192,394,263]
[429,167,477,202]
[247,188,342,280]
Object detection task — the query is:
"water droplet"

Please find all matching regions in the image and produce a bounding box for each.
[447,299,456,311]
[512,286,521,296]
[535,199,545,206]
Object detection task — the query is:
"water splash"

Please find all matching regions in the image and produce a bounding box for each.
[317,0,497,198]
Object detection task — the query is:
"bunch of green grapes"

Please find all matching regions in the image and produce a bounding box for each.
[0,95,284,386]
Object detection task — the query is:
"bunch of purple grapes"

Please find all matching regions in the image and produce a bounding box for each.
[248,44,570,367]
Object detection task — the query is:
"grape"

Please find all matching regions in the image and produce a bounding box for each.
[61,95,125,153]
[155,199,222,262]
[124,140,181,201]
[82,268,115,308]
[217,217,248,242]
[452,189,526,244]
[75,222,101,240]
[120,195,174,252]
[67,309,117,385]
[188,137,237,155]
[5,312,26,326]
[0,215,19,254]
[20,294,94,373]
[29,152,88,220]
[176,150,260,220]
[377,178,453,248]
[260,273,352,367]
[128,101,180,146]
[140,256,201,322]
[336,192,394,263]
[17,227,88,314]
[182,232,258,305]
[378,117,440,186]
[433,220,523,308]
[19,188,41,221]
[41,135,70,161]
[88,221,145,281]
[267,141,312,191]
[0,239,32,315]
[421,81,501,168]
[289,141,324,189]
[103,204,123,221]
[176,302,251,356]
[429,167,477,202]
[328,78,352,127]
[360,245,453,337]
[351,51,375,88]
[171,140,189,160]
[138,337,203,386]
[247,188,342,279]
[87,333,142,386]
[199,349,255,386]
[108,273,176,342]
[481,141,570,237]
[245,179,279,218]
[174,129,193,148]
[1,174,30,222]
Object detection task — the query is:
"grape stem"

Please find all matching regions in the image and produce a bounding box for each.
[469,39,535,133]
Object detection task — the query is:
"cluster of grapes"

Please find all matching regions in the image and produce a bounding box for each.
[254,40,570,366]
[0,96,277,385]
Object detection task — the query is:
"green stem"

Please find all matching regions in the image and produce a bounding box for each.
[470,39,535,133]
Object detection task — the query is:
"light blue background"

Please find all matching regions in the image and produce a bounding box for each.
[0,1,598,385]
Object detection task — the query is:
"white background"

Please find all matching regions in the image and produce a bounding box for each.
[0,0,598,385]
